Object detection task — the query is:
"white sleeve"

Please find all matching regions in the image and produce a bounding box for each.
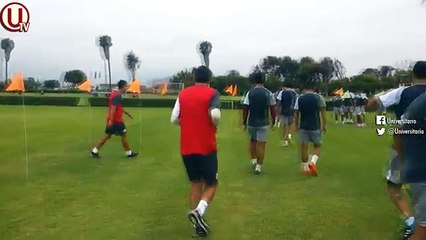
[277,91,282,101]
[243,91,250,105]
[170,97,180,124]
[293,96,300,110]
[378,87,407,108]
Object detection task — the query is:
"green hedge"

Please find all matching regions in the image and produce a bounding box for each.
[0,95,79,106]
[89,97,240,109]
[88,97,177,108]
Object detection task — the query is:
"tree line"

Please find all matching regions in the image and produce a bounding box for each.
[170,56,414,96]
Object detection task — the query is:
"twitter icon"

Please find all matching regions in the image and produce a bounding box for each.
[376,128,386,136]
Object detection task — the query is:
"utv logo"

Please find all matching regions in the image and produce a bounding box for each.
[0,2,30,32]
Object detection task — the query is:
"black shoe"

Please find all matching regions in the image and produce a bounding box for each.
[402,225,413,240]
[127,152,139,159]
[193,226,207,238]
[188,210,209,235]
[90,151,100,158]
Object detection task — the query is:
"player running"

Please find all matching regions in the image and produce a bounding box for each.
[366,61,426,239]
[331,94,344,124]
[170,66,220,238]
[277,82,297,147]
[90,80,138,159]
[400,91,426,240]
[242,71,277,174]
[293,82,327,176]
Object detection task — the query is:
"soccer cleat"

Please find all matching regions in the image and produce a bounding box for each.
[254,165,262,174]
[188,210,208,235]
[90,151,100,159]
[308,162,318,176]
[281,140,289,147]
[193,226,207,238]
[402,226,413,240]
[127,152,139,159]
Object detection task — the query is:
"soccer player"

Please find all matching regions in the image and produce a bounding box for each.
[366,61,426,239]
[277,82,297,147]
[90,80,138,159]
[242,71,277,174]
[354,92,366,128]
[401,92,426,240]
[293,81,327,176]
[170,66,220,237]
[342,93,354,124]
[331,93,344,124]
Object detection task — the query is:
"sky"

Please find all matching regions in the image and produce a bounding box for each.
[0,0,425,84]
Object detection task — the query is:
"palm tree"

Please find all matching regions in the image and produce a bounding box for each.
[198,41,212,68]
[1,38,15,84]
[125,51,141,81]
[98,35,113,91]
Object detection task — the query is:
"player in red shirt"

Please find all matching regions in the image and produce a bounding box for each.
[171,66,221,237]
[90,80,138,158]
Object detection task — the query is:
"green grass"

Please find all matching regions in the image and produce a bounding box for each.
[0,106,400,240]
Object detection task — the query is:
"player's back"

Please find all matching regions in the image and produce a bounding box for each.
[395,85,426,119]
[178,85,218,155]
[332,96,342,107]
[245,87,273,127]
[401,92,426,183]
[297,92,324,131]
[280,89,297,115]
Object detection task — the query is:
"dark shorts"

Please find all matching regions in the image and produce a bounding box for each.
[105,122,126,136]
[182,151,218,185]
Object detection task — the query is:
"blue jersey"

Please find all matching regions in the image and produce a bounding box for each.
[294,91,326,131]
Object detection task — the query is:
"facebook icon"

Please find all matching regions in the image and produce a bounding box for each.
[376,115,386,126]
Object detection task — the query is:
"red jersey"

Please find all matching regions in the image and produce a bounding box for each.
[107,92,124,123]
[178,85,220,155]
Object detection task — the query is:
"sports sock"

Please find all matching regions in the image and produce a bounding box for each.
[256,164,262,171]
[288,134,292,140]
[311,155,319,165]
[405,216,415,227]
[303,162,309,171]
[92,147,99,153]
[125,150,132,156]
[196,200,208,217]
[251,159,257,165]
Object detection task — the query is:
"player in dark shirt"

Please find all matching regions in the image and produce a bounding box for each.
[366,61,426,239]
[242,71,277,174]
[353,92,366,128]
[277,82,297,147]
[90,80,138,158]
[293,81,327,176]
[331,94,343,124]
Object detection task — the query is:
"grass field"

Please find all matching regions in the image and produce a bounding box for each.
[0,105,400,240]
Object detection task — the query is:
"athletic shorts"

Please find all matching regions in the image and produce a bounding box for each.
[354,107,363,116]
[105,122,126,136]
[333,107,343,115]
[386,149,402,185]
[343,106,353,113]
[361,106,366,114]
[409,182,426,227]
[182,151,218,185]
[248,126,268,142]
[299,129,322,145]
[280,115,293,125]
